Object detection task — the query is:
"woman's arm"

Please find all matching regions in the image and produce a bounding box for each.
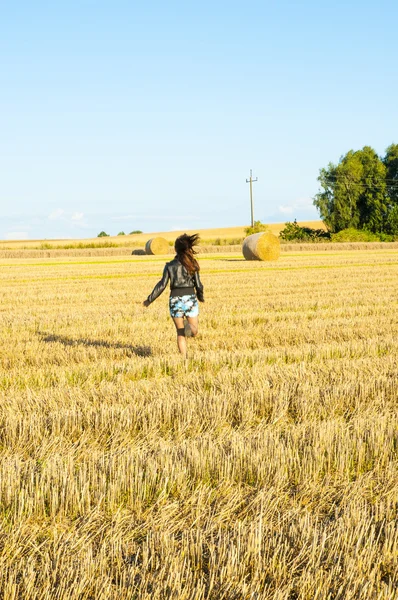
[144,264,170,305]
[194,271,204,302]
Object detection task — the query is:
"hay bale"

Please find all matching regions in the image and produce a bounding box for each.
[242,232,280,261]
[131,248,146,255]
[145,237,169,255]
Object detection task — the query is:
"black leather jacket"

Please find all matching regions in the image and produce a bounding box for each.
[146,257,204,304]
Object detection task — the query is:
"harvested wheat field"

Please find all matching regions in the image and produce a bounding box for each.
[0,248,397,599]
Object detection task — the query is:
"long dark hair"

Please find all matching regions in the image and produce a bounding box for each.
[175,233,200,274]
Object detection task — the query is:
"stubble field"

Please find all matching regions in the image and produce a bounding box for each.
[0,249,397,599]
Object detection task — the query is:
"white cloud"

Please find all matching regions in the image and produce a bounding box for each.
[48,209,65,220]
[295,197,315,209]
[279,205,294,214]
[47,209,87,226]
[278,197,316,215]
[5,232,29,240]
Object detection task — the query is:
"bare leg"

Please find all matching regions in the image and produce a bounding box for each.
[186,316,199,337]
[172,317,187,357]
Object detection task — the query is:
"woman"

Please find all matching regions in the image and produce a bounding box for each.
[143,233,204,357]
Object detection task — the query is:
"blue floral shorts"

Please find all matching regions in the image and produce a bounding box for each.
[169,295,199,318]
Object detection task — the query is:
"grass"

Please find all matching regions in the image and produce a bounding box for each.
[0,249,397,598]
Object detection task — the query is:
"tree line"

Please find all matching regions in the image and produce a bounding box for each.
[313,144,398,235]
[97,230,142,237]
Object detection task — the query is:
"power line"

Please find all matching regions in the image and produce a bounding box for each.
[321,177,398,191]
[322,175,398,184]
[324,181,398,189]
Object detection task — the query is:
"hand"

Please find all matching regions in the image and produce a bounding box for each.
[143,299,150,307]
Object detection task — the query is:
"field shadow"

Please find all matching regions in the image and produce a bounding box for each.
[38,332,152,357]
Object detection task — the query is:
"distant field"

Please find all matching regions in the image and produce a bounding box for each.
[0,221,326,250]
[0,249,397,598]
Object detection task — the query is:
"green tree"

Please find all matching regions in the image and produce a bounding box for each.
[117,231,125,236]
[384,143,398,205]
[315,157,361,232]
[244,221,268,236]
[357,146,388,232]
[313,146,388,233]
[279,219,330,241]
[97,231,109,237]
[385,205,398,236]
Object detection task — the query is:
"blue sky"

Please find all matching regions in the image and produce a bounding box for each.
[1,0,397,239]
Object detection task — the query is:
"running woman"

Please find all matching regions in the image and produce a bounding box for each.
[143,233,204,357]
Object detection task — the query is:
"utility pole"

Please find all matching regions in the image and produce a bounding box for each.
[246,169,258,227]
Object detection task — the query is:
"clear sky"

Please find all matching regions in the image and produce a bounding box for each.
[1,0,397,239]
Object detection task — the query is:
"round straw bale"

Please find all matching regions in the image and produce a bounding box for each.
[131,248,146,255]
[242,232,280,261]
[145,237,169,255]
